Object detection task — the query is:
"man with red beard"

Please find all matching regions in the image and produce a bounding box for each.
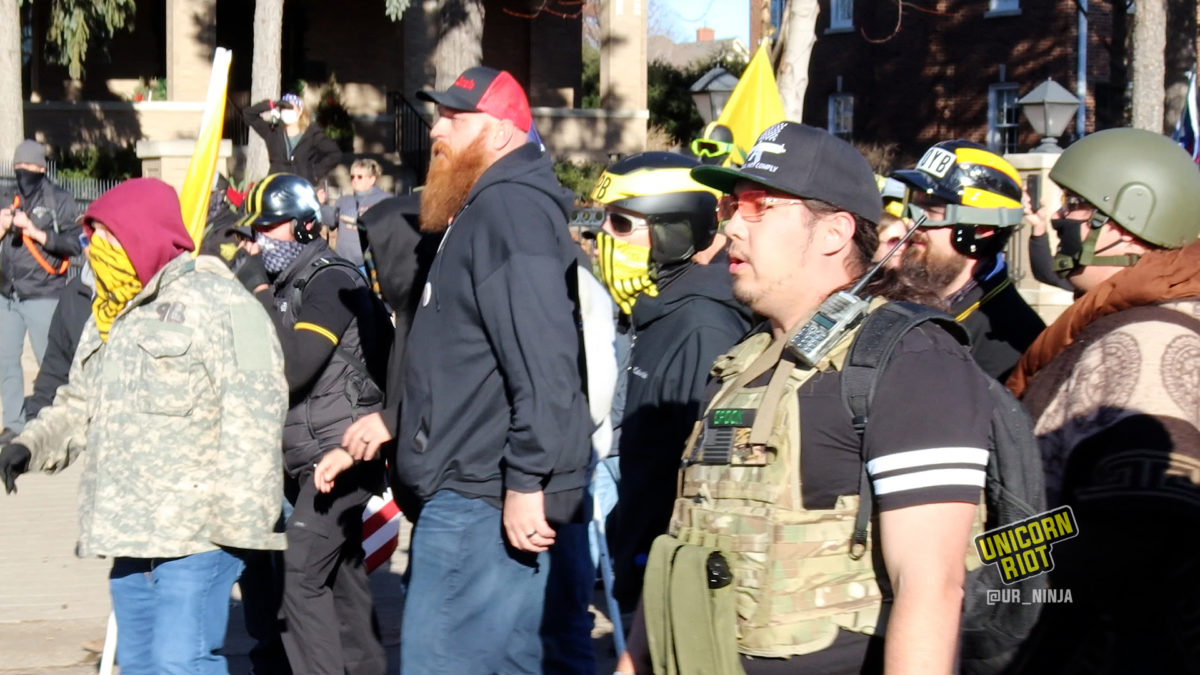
[387,66,591,673]
[891,141,1045,381]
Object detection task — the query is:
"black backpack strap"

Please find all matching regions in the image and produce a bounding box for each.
[842,301,969,559]
[289,256,379,381]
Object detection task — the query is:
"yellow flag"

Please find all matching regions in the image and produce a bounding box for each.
[180,47,233,254]
[716,44,785,166]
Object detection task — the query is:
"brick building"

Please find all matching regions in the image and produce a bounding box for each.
[800,0,1196,166]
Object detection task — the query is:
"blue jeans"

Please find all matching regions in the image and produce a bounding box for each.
[589,455,621,570]
[109,549,245,675]
[0,295,56,431]
[542,520,596,674]
[401,490,549,675]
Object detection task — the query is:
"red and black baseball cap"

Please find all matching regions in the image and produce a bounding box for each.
[417,66,532,132]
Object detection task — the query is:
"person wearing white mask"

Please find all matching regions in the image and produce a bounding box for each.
[244,93,342,186]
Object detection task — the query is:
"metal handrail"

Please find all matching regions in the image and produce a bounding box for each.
[391,93,431,187]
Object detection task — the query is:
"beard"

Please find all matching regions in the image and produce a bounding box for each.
[420,134,491,233]
[900,231,971,297]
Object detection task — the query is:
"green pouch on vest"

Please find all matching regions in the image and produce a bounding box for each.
[644,534,745,675]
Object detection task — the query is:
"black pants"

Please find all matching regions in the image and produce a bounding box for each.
[280,463,387,675]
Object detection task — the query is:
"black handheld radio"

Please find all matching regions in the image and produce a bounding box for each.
[784,215,925,367]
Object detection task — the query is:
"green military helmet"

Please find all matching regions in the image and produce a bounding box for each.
[1049,128,1200,249]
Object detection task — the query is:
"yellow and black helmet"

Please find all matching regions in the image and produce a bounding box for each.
[590,152,722,266]
[892,140,1024,257]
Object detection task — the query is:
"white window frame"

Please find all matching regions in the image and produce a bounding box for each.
[828,0,853,32]
[986,0,1020,16]
[828,93,854,141]
[988,84,1020,154]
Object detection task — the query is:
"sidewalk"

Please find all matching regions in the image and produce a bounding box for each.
[0,339,618,673]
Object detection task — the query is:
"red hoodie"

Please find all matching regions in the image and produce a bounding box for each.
[82,178,195,285]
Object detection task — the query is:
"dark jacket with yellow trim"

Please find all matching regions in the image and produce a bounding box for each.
[265,240,385,476]
[949,256,1045,382]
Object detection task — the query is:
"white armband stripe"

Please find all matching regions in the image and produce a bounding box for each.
[866,447,989,476]
[872,468,986,496]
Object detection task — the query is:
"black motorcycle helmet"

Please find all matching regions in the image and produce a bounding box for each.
[589,152,720,269]
[236,173,322,243]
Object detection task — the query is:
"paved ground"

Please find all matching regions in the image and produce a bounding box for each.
[0,339,618,674]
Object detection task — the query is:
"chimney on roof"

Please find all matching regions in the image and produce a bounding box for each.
[697,27,715,42]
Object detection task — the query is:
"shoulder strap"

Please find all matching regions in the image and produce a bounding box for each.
[289,255,379,379]
[288,255,363,319]
[841,301,969,558]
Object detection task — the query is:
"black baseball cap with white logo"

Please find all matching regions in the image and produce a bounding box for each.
[691,122,882,225]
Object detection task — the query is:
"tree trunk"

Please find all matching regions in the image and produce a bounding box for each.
[245,0,284,183]
[1162,0,1196,132]
[0,0,24,162]
[776,0,819,122]
[432,0,485,89]
[1131,0,1166,132]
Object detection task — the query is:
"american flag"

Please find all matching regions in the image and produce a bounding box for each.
[1173,70,1200,163]
[361,487,402,573]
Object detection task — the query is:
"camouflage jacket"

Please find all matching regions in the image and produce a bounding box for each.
[17,254,289,558]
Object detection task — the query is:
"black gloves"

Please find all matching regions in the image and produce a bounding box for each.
[0,443,31,494]
[235,254,270,293]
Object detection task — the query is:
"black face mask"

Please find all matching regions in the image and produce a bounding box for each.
[14,169,44,198]
[1051,218,1085,277]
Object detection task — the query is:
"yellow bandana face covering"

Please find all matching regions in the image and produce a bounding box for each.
[596,231,657,314]
[87,235,143,342]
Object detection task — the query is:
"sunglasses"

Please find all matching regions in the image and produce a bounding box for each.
[717,190,807,223]
[691,138,736,158]
[1060,192,1090,211]
[605,210,649,235]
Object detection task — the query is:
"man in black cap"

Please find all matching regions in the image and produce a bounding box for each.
[364,66,590,674]
[0,139,81,442]
[617,122,993,674]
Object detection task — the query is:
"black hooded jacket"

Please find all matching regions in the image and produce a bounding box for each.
[611,251,752,606]
[242,100,342,185]
[396,143,591,511]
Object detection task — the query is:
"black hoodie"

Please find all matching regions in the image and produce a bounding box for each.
[396,143,591,511]
[611,251,752,605]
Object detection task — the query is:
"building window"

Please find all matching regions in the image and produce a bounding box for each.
[987,0,1020,15]
[829,0,853,31]
[988,84,1020,154]
[828,93,854,141]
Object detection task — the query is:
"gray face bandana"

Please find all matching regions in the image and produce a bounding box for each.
[255,232,305,274]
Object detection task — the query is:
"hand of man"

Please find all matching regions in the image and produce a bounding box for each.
[234,253,270,294]
[12,210,47,245]
[340,412,392,461]
[0,444,32,495]
[503,489,555,553]
[1022,188,1050,237]
[0,207,12,236]
[314,449,355,494]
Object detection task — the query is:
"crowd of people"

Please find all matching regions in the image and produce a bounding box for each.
[1,63,1199,675]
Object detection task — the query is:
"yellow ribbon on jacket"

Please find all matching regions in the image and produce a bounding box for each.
[88,235,143,342]
[596,231,657,315]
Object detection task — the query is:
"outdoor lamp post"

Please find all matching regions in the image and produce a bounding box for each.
[690,67,739,124]
[1018,79,1081,153]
